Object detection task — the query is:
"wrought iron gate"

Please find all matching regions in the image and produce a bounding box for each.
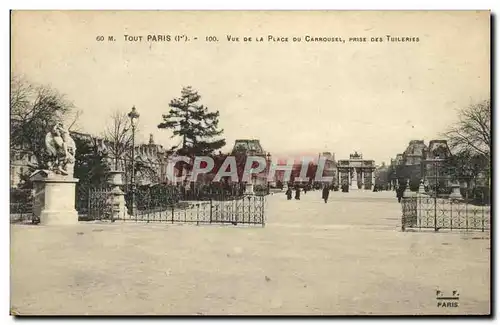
[76,185,112,221]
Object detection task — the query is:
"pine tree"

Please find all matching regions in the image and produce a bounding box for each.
[72,134,110,187]
[158,86,226,156]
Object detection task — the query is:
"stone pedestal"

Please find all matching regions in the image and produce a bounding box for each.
[107,170,129,220]
[449,181,463,200]
[349,169,358,191]
[30,170,79,225]
[245,183,255,194]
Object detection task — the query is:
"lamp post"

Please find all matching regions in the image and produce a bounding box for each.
[128,106,140,216]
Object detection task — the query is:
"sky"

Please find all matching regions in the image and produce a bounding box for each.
[11,11,490,165]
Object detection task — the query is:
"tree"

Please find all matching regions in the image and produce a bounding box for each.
[446,150,489,183]
[102,111,133,170]
[158,86,226,156]
[133,159,161,185]
[444,100,491,159]
[10,76,77,169]
[72,134,110,187]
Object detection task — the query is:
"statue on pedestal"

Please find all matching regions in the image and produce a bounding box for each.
[44,122,77,177]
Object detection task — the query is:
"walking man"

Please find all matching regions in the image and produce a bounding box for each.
[295,187,301,200]
[396,185,404,203]
[322,185,330,203]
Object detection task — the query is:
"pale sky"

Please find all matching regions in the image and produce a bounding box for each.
[11,11,490,164]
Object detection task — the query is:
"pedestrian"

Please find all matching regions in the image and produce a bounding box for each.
[396,185,404,203]
[322,186,330,203]
[286,187,292,200]
[295,187,301,200]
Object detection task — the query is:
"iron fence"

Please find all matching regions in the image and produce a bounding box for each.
[11,182,267,226]
[401,195,490,232]
[10,188,37,224]
[121,190,265,226]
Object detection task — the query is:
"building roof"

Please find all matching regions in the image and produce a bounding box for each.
[427,140,451,160]
[231,139,265,155]
[403,140,428,157]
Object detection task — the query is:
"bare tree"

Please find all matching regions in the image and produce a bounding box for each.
[65,109,83,132]
[444,100,491,159]
[10,76,76,168]
[102,111,134,170]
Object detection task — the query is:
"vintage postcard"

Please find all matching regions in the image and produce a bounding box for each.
[10,10,491,316]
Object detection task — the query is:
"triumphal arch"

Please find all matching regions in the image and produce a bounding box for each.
[337,152,376,190]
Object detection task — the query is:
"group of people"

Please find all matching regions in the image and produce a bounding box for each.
[285,187,302,201]
[284,185,332,203]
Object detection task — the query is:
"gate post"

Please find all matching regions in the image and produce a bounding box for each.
[262,196,265,228]
[417,181,426,230]
[402,179,417,230]
[209,199,213,224]
[107,170,128,221]
[401,199,406,232]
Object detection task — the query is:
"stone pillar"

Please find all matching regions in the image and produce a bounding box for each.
[449,180,462,200]
[418,180,426,194]
[361,170,365,190]
[403,179,415,198]
[245,183,254,194]
[107,170,129,221]
[31,170,79,225]
[412,180,426,228]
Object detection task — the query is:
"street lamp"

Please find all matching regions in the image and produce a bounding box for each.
[128,105,140,216]
[266,152,272,194]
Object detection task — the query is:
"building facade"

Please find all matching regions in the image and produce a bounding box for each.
[230,139,271,187]
[9,131,171,188]
[318,152,337,187]
[10,144,37,187]
[389,139,453,191]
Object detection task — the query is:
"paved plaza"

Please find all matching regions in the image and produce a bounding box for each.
[10,190,490,315]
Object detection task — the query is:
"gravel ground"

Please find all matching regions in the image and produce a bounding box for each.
[10,190,490,315]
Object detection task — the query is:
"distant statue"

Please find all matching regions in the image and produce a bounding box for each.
[350,151,363,159]
[45,122,77,176]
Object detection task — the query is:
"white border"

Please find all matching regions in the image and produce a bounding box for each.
[3,1,498,324]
